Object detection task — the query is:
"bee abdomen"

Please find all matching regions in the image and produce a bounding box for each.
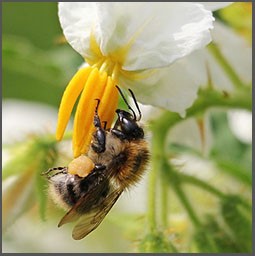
[58,176,82,207]
[66,182,79,205]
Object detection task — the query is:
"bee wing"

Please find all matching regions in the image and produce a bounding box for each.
[58,203,82,227]
[58,177,110,227]
[72,188,123,240]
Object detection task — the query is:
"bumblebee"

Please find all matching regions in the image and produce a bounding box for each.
[43,86,150,240]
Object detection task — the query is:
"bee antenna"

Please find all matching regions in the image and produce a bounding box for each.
[128,88,142,121]
[116,85,137,120]
[94,99,100,114]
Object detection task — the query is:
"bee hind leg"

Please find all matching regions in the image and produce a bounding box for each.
[42,167,67,179]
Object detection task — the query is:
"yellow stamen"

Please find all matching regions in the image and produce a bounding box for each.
[98,76,119,127]
[73,68,108,157]
[80,76,118,154]
[56,66,92,141]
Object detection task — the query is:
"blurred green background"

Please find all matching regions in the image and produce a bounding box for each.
[2,2,82,108]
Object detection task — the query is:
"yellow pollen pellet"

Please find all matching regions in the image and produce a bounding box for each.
[68,155,95,178]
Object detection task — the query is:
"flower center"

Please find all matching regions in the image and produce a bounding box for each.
[93,57,120,84]
[56,32,151,158]
[56,38,121,158]
[84,32,131,85]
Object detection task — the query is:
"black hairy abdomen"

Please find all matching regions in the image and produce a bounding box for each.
[59,169,110,213]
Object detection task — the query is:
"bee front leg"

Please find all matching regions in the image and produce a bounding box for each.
[94,163,106,171]
[91,100,106,153]
[111,128,127,140]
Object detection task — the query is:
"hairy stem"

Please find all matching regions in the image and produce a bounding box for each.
[148,125,167,232]
[160,172,168,228]
[149,86,251,133]
[165,163,201,227]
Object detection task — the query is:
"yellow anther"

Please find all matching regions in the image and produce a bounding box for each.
[73,68,108,157]
[56,66,92,141]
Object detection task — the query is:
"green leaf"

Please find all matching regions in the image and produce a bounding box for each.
[138,231,177,253]
[194,215,240,253]
[221,195,252,252]
[2,141,38,180]
[3,135,59,222]
[215,160,251,186]
[34,138,58,221]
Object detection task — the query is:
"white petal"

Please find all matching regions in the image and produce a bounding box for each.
[58,3,97,59]
[135,103,163,122]
[227,110,252,144]
[119,54,201,116]
[188,22,252,91]
[198,2,233,11]
[170,154,216,180]
[185,48,236,92]
[95,2,214,70]
[172,21,252,92]
[167,114,213,156]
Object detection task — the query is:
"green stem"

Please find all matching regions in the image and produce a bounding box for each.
[215,160,252,186]
[160,170,168,228]
[169,168,251,211]
[179,172,225,199]
[207,42,244,89]
[149,86,251,134]
[170,171,201,227]
[148,130,164,232]
[174,184,201,226]
[147,159,157,232]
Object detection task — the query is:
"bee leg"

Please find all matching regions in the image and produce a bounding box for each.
[111,129,127,140]
[111,116,126,139]
[91,99,106,153]
[102,121,107,130]
[49,169,68,178]
[94,163,106,171]
[42,166,64,176]
[42,167,67,179]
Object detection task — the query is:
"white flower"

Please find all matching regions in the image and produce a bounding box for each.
[59,2,213,72]
[57,2,231,157]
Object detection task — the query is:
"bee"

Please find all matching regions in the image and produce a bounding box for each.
[43,86,150,240]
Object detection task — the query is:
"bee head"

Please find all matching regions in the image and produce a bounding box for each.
[115,109,144,140]
[113,86,144,140]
